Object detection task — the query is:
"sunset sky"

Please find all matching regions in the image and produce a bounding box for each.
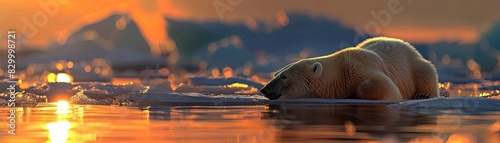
[1,0,500,52]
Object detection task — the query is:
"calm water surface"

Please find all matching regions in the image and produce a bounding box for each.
[1,103,499,143]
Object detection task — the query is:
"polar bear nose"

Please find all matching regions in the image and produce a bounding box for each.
[260,88,268,95]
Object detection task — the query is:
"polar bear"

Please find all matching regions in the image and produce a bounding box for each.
[260,37,439,101]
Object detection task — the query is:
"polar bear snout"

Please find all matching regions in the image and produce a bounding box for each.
[260,84,282,100]
[260,88,268,95]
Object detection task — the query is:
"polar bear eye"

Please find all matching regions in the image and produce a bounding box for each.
[280,75,287,79]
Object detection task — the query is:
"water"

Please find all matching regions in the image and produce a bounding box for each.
[1,103,499,143]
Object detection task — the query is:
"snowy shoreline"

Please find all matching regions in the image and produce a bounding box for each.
[116,92,500,111]
[1,91,499,112]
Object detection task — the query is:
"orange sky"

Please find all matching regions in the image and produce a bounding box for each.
[1,0,499,53]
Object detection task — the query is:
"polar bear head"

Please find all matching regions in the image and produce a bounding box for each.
[260,60,323,100]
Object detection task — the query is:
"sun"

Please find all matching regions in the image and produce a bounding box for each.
[56,73,73,83]
[47,73,73,83]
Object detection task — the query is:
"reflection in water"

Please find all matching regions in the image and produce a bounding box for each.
[0,103,498,143]
[46,100,72,143]
[487,121,500,143]
[264,105,423,142]
[446,133,476,143]
[55,101,70,115]
[266,104,499,143]
[46,121,71,143]
[344,120,356,136]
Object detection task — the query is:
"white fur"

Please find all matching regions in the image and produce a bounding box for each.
[264,37,439,101]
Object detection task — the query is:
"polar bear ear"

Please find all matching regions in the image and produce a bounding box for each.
[311,62,323,77]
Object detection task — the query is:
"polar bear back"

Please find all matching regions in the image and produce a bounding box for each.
[357,37,423,61]
[356,37,424,99]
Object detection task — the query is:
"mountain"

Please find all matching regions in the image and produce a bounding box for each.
[168,14,377,72]
[16,15,166,71]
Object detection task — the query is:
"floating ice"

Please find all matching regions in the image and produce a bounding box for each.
[69,90,113,105]
[0,98,7,106]
[116,92,268,106]
[0,92,38,106]
[188,76,264,89]
[391,97,500,111]
[117,92,500,112]
[168,76,262,95]
[147,81,173,93]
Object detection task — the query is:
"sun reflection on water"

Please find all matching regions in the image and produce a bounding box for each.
[1,102,497,143]
[45,121,72,143]
[55,101,70,114]
[46,100,72,143]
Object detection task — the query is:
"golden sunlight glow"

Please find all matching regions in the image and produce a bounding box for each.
[48,73,73,83]
[227,83,249,88]
[46,121,71,143]
[344,120,356,136]
[111,78,141,85]
[277,11,289,26]
[167,74,176,83]
[211,69,220,77]
[67,61,74,68]
[490,122,500,133]
[446,133,476,143]
[222,67,233,78]
[251,75,260,81]
[479,91,492,97]
[115,17,127,30]
[56,73,73,83]
[467,59,481,79]
[408,136,444,143]
[235,87,259,94]
[55,62,65,71]
[489,121,500,142]
[56,101,70,115]
[47,73,57,83]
